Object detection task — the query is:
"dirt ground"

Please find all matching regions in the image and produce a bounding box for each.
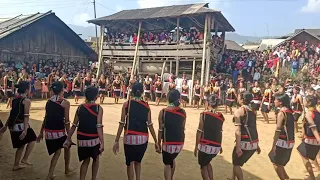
[0,97,316,180]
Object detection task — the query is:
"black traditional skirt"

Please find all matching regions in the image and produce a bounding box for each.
[114,90,121,97]
[46,136,67,155]
[124,143,148,166]
[232,147,256,166]
[261,102,270,113]
[162,151,179,168]
[144,92,151,99]
[10,128,37,149]
[297,141,320,160]
[77,135,101,161]
[181,95,189,103]
[73,90,81,97]
[155,92,162,98]
[194,95,201,102]
[268,147,293,166]
[198,151,217,167]
[226,99,235,107]
[6,91,14,98]
[251,100,261,111]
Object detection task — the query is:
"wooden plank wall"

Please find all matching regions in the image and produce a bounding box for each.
[0,20,88,63]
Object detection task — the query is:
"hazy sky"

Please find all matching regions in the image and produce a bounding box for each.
[0,0,320,36]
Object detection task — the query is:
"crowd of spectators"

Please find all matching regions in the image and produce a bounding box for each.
[216,40,320,86]
[104,27,224,46]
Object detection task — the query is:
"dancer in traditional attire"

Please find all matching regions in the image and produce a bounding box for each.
[250,81,262,111]
[154,77,162,106]
[113,82,159,180]
[181,80,189,108]
[269,94,294,180]
[37,81,75,180]
[193,80,202,109]
[212,81,221,105]
[113,75,122,104]
[238,82,246,95]
[0,81,37,171]
[194,95,224,180]
[98,74,107,104]
[232,92,260,180]
[225,82,237,114]
[291,86,304,133]
[83,73,92,91]
[157,89,186,180]
[203,83,211,109]
[72,73,82,104]
[168,78,176,92]
[297,95,320,180]
[59,73,68,98]
[64,86,104,180]
[144,76,152,102]
[4,70,14,109]
[261,82,272,123]
[127,76,136,99]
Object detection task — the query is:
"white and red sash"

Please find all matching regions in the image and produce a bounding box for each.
[162,142,184,154]
[198,144,221,154]
[44,129,66,140]
[276,139,294,149]
[124,134,148,145]
[240,140,259,150]
[11,123,25,132]
[305,137,320,146]
[78,138,100,147]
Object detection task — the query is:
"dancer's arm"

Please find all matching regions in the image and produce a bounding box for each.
[194,113,204,157]
[114,102,126,143]
[97,106,104,153]
[20,99,31,140]
[63,100,71,133]
[270,111,284,153]
[234,108,244,157]
[306,111,320,143]
[157,110,164,152]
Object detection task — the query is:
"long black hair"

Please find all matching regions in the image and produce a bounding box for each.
[239,91,253,106]
[167,89,181,107]
[51,81,64,95]
[131,82,143,97]
[305,95,317,108]
[84,86,98,101]
[16,81,30,94]
[275,93,291,109]
[207,95,219,108]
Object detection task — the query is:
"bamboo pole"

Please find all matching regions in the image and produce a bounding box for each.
[205,15,212,84]
[190,60,196,105]
[161,61,166,79]
[96,25,105,78]
[175,17,180,77]
[169,60,172,74]
[130,21,142,79]
[200,14,208,86]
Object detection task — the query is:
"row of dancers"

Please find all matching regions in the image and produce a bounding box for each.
[1,80,320,180]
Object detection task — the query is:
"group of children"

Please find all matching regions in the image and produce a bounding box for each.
[1,77,320,180]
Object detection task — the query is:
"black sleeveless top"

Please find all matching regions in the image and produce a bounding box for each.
[200,111,224,146]
[7,96,25,127]
[74,79,81,88]
[279,109,295,142]
[155,82,162,91]
[77,104,99,139]
[99,80,106,89]
[227,88,236,99]
[45,98,65,130]
[182,86,188,94]
[6,77,13,88]
[84,79,91,87]
[168,83,175,91]
[251,87,262,100]
[162,108,186,144]
[305,111,320,138]
[195,86,201,95]
[125,100,150,135]
[113,80,121,88]
[239,106,258,142]
[145,82,151,90]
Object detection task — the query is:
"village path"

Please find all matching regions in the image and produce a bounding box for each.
[0,98,313,180]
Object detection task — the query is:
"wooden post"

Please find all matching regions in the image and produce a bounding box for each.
[130,21,142,79]
[200,14,208,86]
[96,25,105,78]
[205,15,212,84]
[175,17,180,77]
[169,60,172,74]
[190,60,196,105]
[161,61,166,79]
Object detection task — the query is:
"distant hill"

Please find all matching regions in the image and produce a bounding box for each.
[68,24,269,44]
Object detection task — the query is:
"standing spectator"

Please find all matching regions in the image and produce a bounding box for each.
[253,68,261,82]
[291,59,299,77]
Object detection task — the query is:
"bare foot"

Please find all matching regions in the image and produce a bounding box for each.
[65,167,76,175]
[12,165,26,171]
[21,160,33,165]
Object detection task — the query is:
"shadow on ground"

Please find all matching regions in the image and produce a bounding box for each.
[0,113,267,180]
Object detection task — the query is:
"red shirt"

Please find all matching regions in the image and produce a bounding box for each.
[273,57,279,67]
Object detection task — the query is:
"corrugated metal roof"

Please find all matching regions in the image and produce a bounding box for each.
[88,3,235,32]
[92,4,211,21]
[274,30,320,49]
[0,12,51,39]
[225,40,245,51]
[294,29,320,36]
